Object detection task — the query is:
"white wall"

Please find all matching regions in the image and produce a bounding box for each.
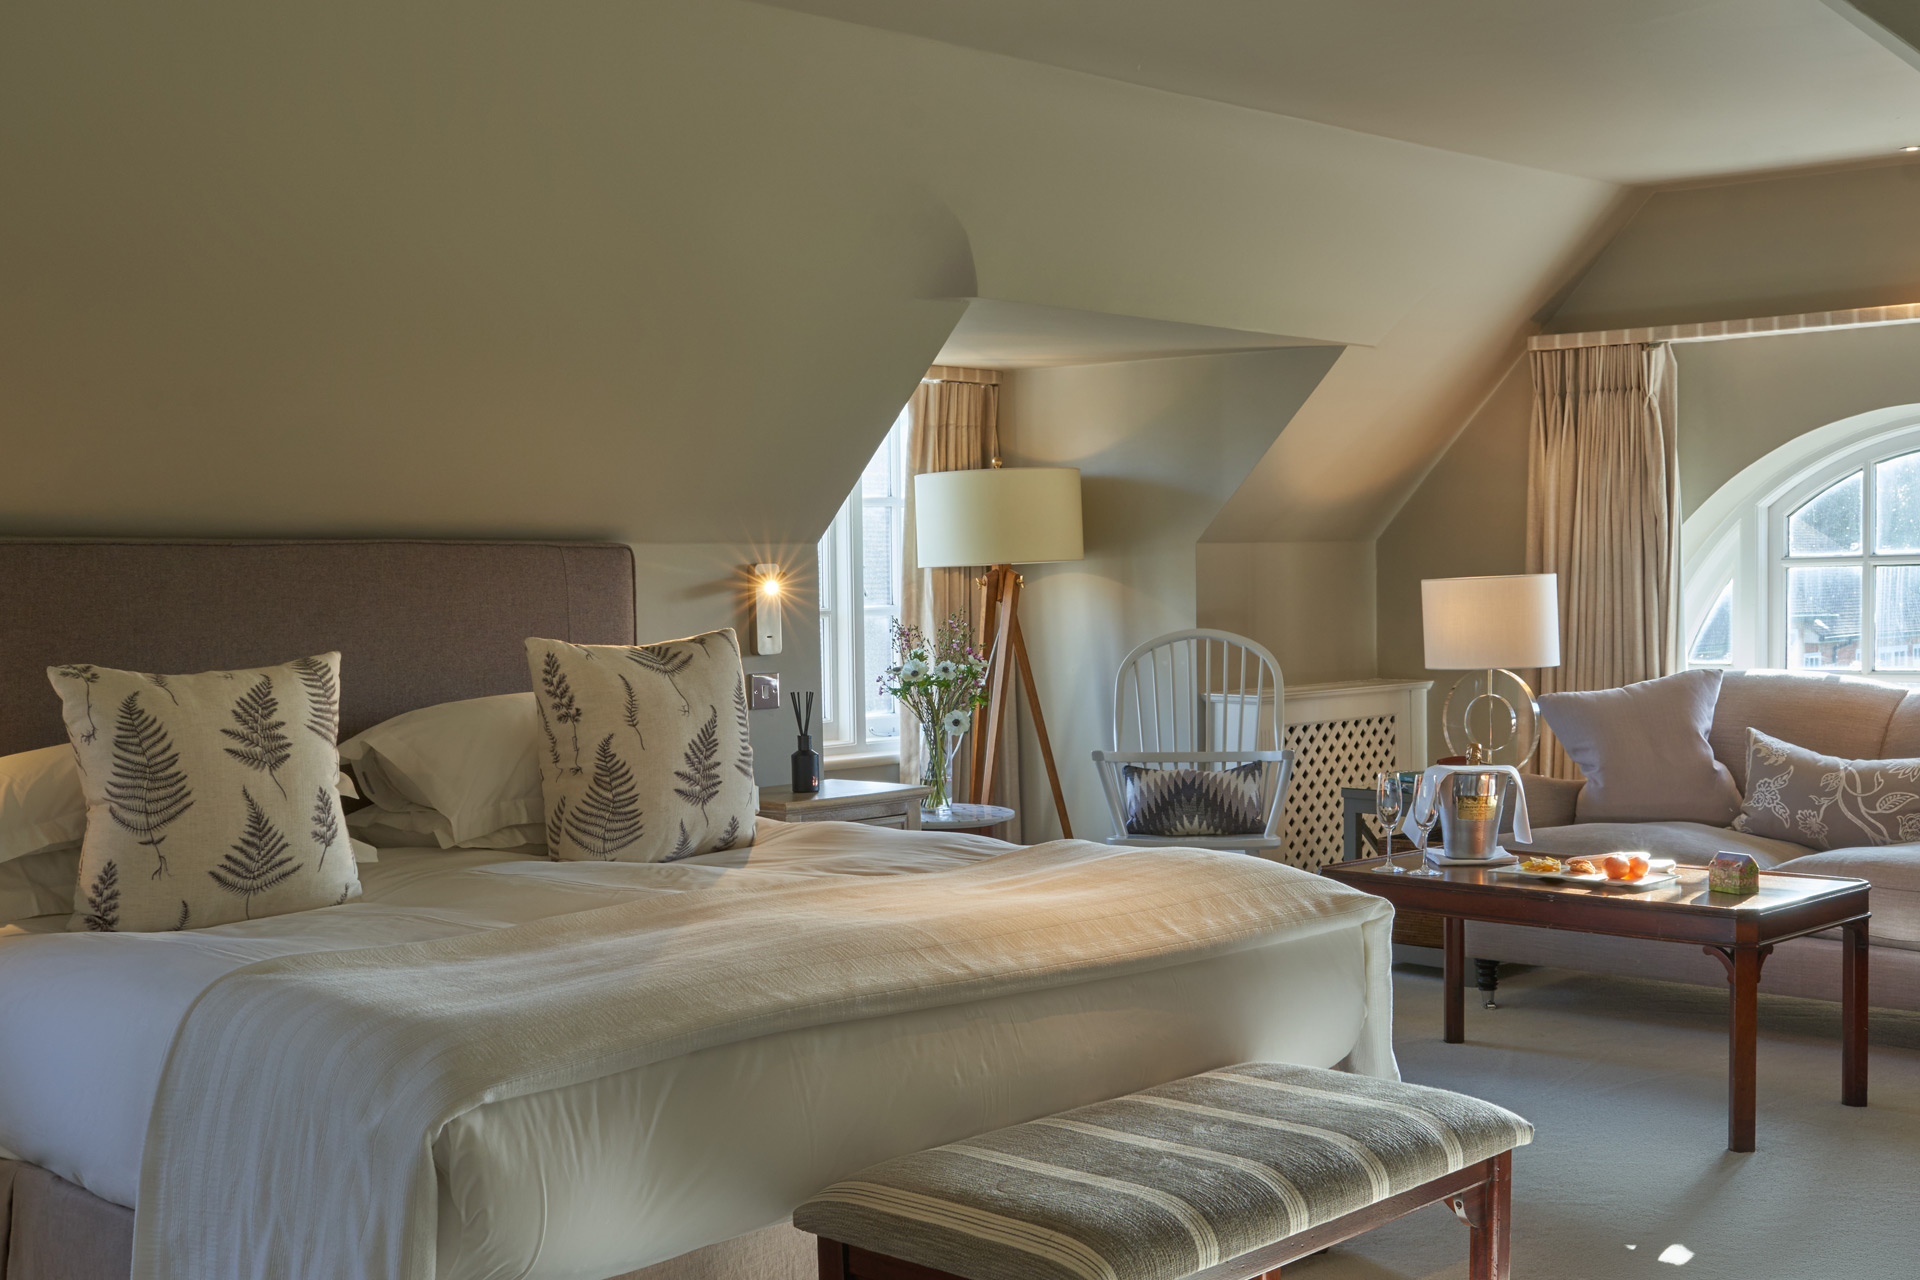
[998,347,1340,842]
[630,542,819,786]
[1196,542,1377,685]
[1676,322,1920,518]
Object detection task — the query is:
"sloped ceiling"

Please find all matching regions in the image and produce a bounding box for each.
[0,0,1616,548]
[756,0,1920,544]
[755,0,1920,183]
[936,299,1332,369]
[4,1,1914,552]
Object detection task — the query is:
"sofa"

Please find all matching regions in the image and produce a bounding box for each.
[1471,669,1920,1012]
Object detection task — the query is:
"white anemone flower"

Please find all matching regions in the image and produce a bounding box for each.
[941,710,971,736]
[899,657,929,681]
[932,659,959,680]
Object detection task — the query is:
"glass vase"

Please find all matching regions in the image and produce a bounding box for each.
[920,722,961,818]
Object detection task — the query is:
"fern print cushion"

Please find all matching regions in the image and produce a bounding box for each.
[524,631,756,863]
[47,654,361,932]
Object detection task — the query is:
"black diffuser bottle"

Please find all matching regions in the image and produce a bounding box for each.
[790,691,821,793]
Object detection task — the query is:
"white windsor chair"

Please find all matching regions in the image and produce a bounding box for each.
[1090,628,1295,858]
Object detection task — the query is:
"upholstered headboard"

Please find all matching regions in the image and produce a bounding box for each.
[0,539,636,757]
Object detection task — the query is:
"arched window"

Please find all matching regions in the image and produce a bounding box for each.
[1682,405,1920,678]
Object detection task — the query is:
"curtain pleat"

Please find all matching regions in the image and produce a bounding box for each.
[899,371,1022,833]
[1525,342,1681,779]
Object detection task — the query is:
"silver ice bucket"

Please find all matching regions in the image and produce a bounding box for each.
[1437,769,1507,860]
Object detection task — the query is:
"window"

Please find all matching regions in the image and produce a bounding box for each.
[1682,406,1920,679]
[1775,454,1920,673]
[818,405,909,755]
[1687,580,1733,665]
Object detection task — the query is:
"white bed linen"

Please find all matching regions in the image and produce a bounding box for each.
[0,822,1390,1280]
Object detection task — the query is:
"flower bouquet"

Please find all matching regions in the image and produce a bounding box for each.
[880,614,990,815]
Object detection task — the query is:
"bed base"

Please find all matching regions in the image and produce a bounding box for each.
[0,1158,814,1280]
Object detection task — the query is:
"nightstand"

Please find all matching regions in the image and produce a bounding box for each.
[756,780,932,829]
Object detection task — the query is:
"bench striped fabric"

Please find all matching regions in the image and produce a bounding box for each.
[795,1063,1532,1280]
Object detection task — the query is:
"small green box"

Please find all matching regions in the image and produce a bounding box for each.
[1709,851,1759,895]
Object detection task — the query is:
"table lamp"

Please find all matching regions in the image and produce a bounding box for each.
[1421,574,1560,765]
[914,464,1082,836]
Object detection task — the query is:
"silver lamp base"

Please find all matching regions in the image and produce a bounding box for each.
[1441,667,1541,767]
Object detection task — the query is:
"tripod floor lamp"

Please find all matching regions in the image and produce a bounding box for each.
[914,464,1083,837]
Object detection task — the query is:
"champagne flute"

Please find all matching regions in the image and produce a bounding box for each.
[1374,771,1405,873]
[1406,779,1444,877]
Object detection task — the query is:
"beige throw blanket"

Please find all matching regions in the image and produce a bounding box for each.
[132,840,1394,1280]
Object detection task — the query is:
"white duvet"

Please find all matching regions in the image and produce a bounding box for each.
[0,821,1393,1280]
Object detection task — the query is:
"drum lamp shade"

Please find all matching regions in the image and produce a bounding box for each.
[1421,574,1561,670]
[914,467,1084,568]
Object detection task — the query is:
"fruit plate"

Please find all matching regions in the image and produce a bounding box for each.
[1503,864,1678,891]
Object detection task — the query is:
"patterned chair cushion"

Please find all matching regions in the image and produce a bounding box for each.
[795,1063,1533,1280]
[1121,763,1264,837]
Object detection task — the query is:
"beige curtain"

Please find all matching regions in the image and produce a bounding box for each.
[1526,342,1681,779]
[898,367,1021,830]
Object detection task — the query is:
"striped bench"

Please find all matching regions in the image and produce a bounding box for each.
[795,1063,1532,1280]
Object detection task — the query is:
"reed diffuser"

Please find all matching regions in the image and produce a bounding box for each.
[789,691,821,793]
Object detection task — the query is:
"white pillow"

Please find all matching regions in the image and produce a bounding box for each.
[0,844,81,926]
[345,805,542,851]
[0,745,87,865]
[338,693,544,844]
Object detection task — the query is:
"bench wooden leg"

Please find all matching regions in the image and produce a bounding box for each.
[1448,1149,1512,1280]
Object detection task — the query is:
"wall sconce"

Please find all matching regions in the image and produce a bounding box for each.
[754,563,783,655]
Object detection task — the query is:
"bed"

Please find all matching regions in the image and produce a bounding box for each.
[0,539,1397,1280]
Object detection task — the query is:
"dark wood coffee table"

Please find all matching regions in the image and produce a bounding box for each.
[1323,854,1871,1152]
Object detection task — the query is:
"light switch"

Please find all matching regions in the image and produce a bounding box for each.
[748,672,781,710]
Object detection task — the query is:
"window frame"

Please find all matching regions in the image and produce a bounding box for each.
[1682,406,1920,682]
[817,405,910,759]
[1767,443,1920,676]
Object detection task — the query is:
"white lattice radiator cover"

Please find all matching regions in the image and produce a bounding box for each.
[1282,714,1399,869]
[1208,680,1432,869]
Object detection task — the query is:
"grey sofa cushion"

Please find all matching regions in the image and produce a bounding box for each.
[1509,821,1809,868]
[1733,728,1920,851]
[1778,844,1920,949]
[1540,670,1741,826]
[1710,670,1908,794]
[1877,690,1920,759]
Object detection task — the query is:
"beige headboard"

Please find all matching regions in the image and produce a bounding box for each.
[0,539,635,757]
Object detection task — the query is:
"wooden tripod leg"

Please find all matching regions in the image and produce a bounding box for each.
[1010,614,1071,839]
[969,568,1007,803]
[974,569,1019,806]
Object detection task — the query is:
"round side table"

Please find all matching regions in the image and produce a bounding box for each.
[918,803,1016,838]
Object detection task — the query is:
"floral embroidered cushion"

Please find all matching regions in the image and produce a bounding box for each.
[47,654,360,932]
[1121,763,1266,838]
[524,631,756,863]
[1732,728,1920,851]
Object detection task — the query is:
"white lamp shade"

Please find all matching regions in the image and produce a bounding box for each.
[1421,574,1561,670]
[914,468,1084,568]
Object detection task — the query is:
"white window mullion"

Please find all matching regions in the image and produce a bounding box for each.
[817,402,911,759]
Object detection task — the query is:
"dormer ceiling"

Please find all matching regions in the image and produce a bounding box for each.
[753,0,1920,184]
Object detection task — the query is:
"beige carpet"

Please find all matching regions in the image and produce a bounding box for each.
[1297,965,1920,1280]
